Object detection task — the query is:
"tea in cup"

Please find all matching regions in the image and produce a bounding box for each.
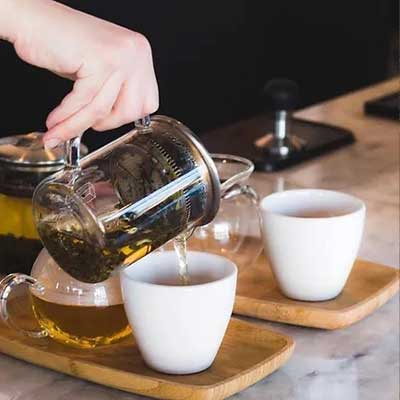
[120,251,237,374]
[260,189,366,301]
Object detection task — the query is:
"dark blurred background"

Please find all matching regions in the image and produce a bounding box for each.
[0,0,398,150]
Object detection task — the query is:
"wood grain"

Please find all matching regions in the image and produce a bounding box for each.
[235,251,400,329]
[0,318,294,400]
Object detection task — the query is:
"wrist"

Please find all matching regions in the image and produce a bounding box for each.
[0,0,35,44]
[0,0,22,42]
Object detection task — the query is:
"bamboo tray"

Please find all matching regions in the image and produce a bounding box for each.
[0,317,294,400]
[235,252,399,329]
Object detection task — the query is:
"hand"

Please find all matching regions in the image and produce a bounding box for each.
[0,0,159,148]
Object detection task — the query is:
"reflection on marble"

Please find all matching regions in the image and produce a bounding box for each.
[232,292,399,400]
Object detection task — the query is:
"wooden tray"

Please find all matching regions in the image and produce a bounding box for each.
[0,317,294,400]
[235,252,400,329]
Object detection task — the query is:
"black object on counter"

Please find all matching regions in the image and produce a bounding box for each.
[364,92,400,120]
[202,79,355,172]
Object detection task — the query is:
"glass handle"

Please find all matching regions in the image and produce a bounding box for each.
[0,274,47,338]
[222,183,262,226]
[222,183,259,204]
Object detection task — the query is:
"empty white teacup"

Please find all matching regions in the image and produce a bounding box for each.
[260,189,366,301]
[120,251,237,375]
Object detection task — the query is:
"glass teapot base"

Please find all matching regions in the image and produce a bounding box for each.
[31,294,132,349]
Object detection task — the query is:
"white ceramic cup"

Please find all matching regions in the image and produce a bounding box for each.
[260,189,366,301]
[120,251,237,375]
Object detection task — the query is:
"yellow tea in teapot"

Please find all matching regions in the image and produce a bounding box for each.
[31,293,131,348]
[0,248,132,349]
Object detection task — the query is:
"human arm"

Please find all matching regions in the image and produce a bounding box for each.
[0,0,159,148]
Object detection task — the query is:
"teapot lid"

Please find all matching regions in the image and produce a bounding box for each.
[0,132,87,167]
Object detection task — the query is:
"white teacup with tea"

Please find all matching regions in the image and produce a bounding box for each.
[120,251,237,375]
[260,189,366,301]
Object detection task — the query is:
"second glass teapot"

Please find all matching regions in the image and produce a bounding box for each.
[33,116,220,283]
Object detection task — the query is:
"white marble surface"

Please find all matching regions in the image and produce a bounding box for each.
[0,79,399,399]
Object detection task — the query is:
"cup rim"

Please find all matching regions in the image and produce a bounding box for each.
[120,251,238,290]
[260,189,366,220]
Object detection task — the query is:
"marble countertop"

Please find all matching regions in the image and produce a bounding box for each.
[0,78,399,399]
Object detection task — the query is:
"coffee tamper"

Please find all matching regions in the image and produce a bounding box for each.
[255,79,305,157]
[201,78,355,172]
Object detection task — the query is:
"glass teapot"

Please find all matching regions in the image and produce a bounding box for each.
[32,116,220,283]
[0,249,131,348]
[0,132,87,275]
[186,154,263,271]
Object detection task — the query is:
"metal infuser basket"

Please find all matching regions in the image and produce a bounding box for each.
[32,115,220,283]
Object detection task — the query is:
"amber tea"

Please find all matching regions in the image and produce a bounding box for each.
[173,231,192,285]
[31,292,131,348]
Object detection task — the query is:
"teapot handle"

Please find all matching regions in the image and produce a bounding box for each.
[134,115,151,129]
[63,115,151,170]
[221,183,263,230]
[63,112,150,170]
[0,274,47,338]
[222,184,258,204]
[65,136,81,171]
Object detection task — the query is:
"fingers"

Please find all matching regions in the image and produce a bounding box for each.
[93,36,159,131]
[91,76,159,132]
[43,72,123,147]
[46,74,106,129]
[43,30,159,147]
